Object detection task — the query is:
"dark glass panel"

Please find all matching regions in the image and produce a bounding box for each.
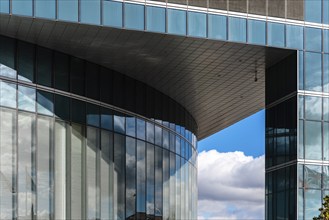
[113,112,125,134]
[71,99,86,124]
[54,52,69,91]
[70,57,85,96]
[99,67,113,104]
[101,107,113,131]
[17,41,35,82]
[86,103,100,127]
[37,90,54,116]
[85,62,99,100]
[136,81,146,116]
[124,76,135,112]
[0,36,16,79]
[112,72,124,108]
[55,95,70,121]
[36,47,52,87]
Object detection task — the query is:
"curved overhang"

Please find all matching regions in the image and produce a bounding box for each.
[0,13,295,139]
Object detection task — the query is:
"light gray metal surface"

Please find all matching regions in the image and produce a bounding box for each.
[0,14,294,139]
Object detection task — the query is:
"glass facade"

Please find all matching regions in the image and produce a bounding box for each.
[1,0,329,219]
[0,37,198,220]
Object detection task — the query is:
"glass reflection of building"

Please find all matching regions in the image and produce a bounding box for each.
[0,0,328,219]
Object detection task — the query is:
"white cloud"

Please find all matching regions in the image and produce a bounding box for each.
[198,150,265,220]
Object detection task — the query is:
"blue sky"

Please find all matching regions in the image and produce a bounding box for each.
[198,110,265,157]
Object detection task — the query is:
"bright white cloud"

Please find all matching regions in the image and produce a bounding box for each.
[198,150,265,220]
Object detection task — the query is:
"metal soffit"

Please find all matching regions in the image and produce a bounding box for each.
[0,14,294,139]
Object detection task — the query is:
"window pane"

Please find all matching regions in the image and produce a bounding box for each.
[103,0,122,27]
[305,121,322,160]
[17,41,34,82]
[228,17,246,43]
[324,0,329,24]
[58,0,78,22]
[36,117,53,219]
[81,0,101,25]
[247,20,265,45]
[125,3,144,31]
[86,103,100,127]
[126,137,136,218]
[146,6,165,33]
[12,0,32,16]
[0,36,17,79]
[36,47,52,87]
[146,144,155,215]
[35,0,55,19]
[325,54,329,93]
[0,0,9,13]
[305,0,322,23]
[155,125,162,146]
[70,57,84,96]
[208,14,227,40]
[101,108,113,131]
[305,96,322,120]
[0,81,16,108]
[54,52,69,91]
[324,123,329,160]
[304,52,322,92]
[137,118,146,140]
[124,116,135,137]
[168,9,186,36]
[37,90,54,116]
[55,95,70,121]
[305,27,322,52]
[71,99,86,124]
[114,113,125,134]
[155,146,163,216]
[267,22,285,47]
[286,25,303,50]
[325,98,329,121]
[137,140,146,214]
[305,190,322,220]
[299,51,304,90]
[188,12,206,38]
[163,129,169,149]
[324,30,329,53]
[304,165,322,188]
[146,122,154,144]
[18,86,36,112]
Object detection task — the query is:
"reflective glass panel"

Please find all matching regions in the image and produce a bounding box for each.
[146,144,155,215]
[299,51,304,90]
[305,0,322,23]
[146,6,165,33]
[137,140,146,213]
[126,116,136,137]
[325,98,329,121]
[58,0,78,22]
[208,14,227,40]
[324,30,329,53]
[71,99,85,124]
[305,190,321,220]
[126,137,136,218]
[305,96,322,120]
[17,41,34,82]
[101,108,113,131]
[137,118,146,140]
[324,123,329,160]
[36,47,52,87]
[168,9,186,36]
[146,122,154,144]
[304,165,322,188]
[37,91,54,116]
[125,3,144,30]
[305,52,322,92]
[325,54,329,93]
[12,0,32,16]
[35,0,55,19]
[0,37,16,79]
[0,81,16,108]
[228,17,246,43]
[248,20,265,45]
[81,0,101,25]
[103,0,123,28]
[324,0,329,24]
[55,95,70,121]
[286,25,303,50]
[267,22,285,47]
[188,12,206,38]
[305,121,322,160]
[86,103,100,127]
[305,27,322,52]
[114,114,125,134]
[18,86,35,112]
[0,0,9,13]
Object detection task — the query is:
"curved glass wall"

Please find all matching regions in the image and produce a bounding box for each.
[0,37,198,219]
